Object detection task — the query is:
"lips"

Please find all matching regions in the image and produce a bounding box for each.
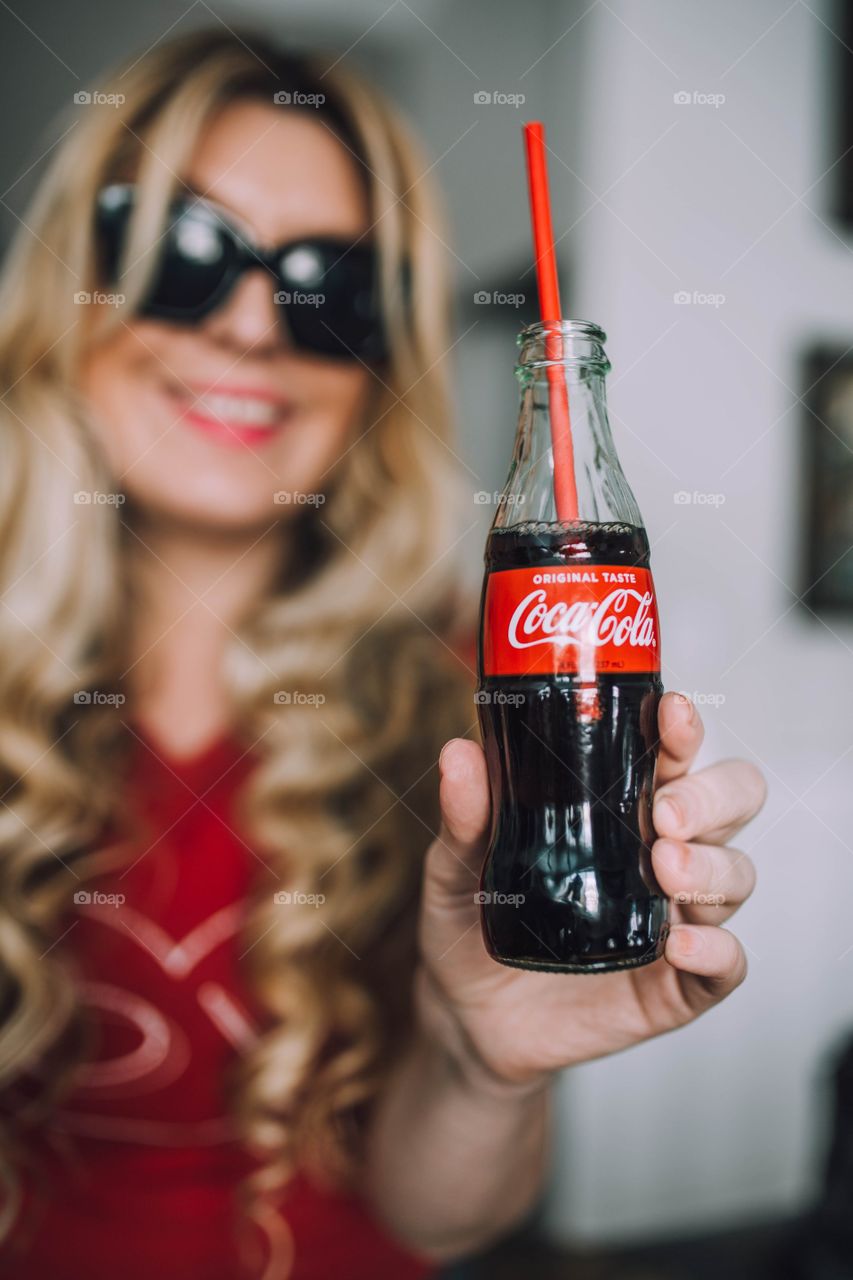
[166,381,294,447]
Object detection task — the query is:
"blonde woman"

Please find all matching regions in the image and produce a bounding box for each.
[0,28,766,1280]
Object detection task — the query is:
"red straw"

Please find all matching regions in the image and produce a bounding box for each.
[523,122,578,523]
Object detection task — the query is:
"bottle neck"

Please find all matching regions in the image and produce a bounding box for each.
[492,320,644,531]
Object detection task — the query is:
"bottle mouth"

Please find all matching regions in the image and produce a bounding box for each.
[516,319,609,373]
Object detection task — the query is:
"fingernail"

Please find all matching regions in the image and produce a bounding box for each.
[676,692,696,723]
[674,926,704,957]
[655,839,690,876]
[438,739,461,775]
[656,797,683,831]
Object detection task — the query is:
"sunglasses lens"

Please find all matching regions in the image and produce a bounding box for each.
[143,204,234,317]
[96,185,132,280]
[97,187,234,319]
[277,243,386,359]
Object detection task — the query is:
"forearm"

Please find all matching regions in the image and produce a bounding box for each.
[364,1015,551,1261]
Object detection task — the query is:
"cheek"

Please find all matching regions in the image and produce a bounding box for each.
[79,333,149,475]
[283,364,372,478]
[311,362,372,436]
[79,323,187,492]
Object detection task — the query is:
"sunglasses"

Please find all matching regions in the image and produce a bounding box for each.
[95,182,395,361]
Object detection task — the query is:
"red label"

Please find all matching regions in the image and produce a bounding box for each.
[482,564,660,676]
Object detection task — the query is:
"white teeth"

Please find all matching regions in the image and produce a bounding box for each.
[190,393,282,426]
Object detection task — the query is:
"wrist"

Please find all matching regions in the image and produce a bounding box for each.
[413,965,552,1104]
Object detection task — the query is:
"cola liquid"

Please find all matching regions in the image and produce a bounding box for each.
[477,518,668,973]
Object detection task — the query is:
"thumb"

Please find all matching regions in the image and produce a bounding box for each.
[423,738,492,905]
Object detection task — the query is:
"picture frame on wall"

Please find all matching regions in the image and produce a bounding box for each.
[801,345,853,614]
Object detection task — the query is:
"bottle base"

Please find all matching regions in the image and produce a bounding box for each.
[488,938,667,976]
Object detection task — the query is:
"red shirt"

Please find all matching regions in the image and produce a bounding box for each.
[4,729,434,1280]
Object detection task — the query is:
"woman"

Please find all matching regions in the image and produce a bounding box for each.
[0,28,766,1280]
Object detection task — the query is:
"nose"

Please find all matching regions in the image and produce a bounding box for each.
[202,268,285,354]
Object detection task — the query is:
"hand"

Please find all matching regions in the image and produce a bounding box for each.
[416,692,766,1090]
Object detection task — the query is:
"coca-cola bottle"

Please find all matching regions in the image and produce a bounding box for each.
[477,319,668,973]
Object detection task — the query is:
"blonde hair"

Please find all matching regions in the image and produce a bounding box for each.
[0,27,473,1228]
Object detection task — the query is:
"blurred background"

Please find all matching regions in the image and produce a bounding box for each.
[1,1,852,1276]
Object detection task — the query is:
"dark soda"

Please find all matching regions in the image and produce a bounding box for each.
[476,518,668,973]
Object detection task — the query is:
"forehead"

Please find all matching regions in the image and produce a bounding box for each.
[185,99,371,243]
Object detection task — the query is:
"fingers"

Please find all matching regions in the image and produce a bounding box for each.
[423,738,491,900]
[655,692,705,786]
[654,758,767,846]
[665,924,748,1015]
[652,838,756,924]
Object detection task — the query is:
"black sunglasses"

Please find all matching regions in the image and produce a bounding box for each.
[95,182,396,361]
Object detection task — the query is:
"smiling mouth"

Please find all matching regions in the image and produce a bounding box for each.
[166,383,295,446]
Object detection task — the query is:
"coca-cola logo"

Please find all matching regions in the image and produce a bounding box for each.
[482,564,660,676]
[507,587,656,651]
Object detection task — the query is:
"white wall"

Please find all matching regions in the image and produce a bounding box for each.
[542,0,853,1243]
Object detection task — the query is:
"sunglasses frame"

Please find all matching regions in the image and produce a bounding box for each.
[95,182,396,361]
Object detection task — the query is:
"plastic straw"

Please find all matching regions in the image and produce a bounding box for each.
[523,122,579,523]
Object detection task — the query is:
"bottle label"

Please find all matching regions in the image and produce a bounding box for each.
[482,564,660,676]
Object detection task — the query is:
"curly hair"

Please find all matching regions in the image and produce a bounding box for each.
[0,27,476,1228]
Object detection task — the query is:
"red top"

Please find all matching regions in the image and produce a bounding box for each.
[3,729,434,1280]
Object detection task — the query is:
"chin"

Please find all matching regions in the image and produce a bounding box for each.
[123,482,292,535]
